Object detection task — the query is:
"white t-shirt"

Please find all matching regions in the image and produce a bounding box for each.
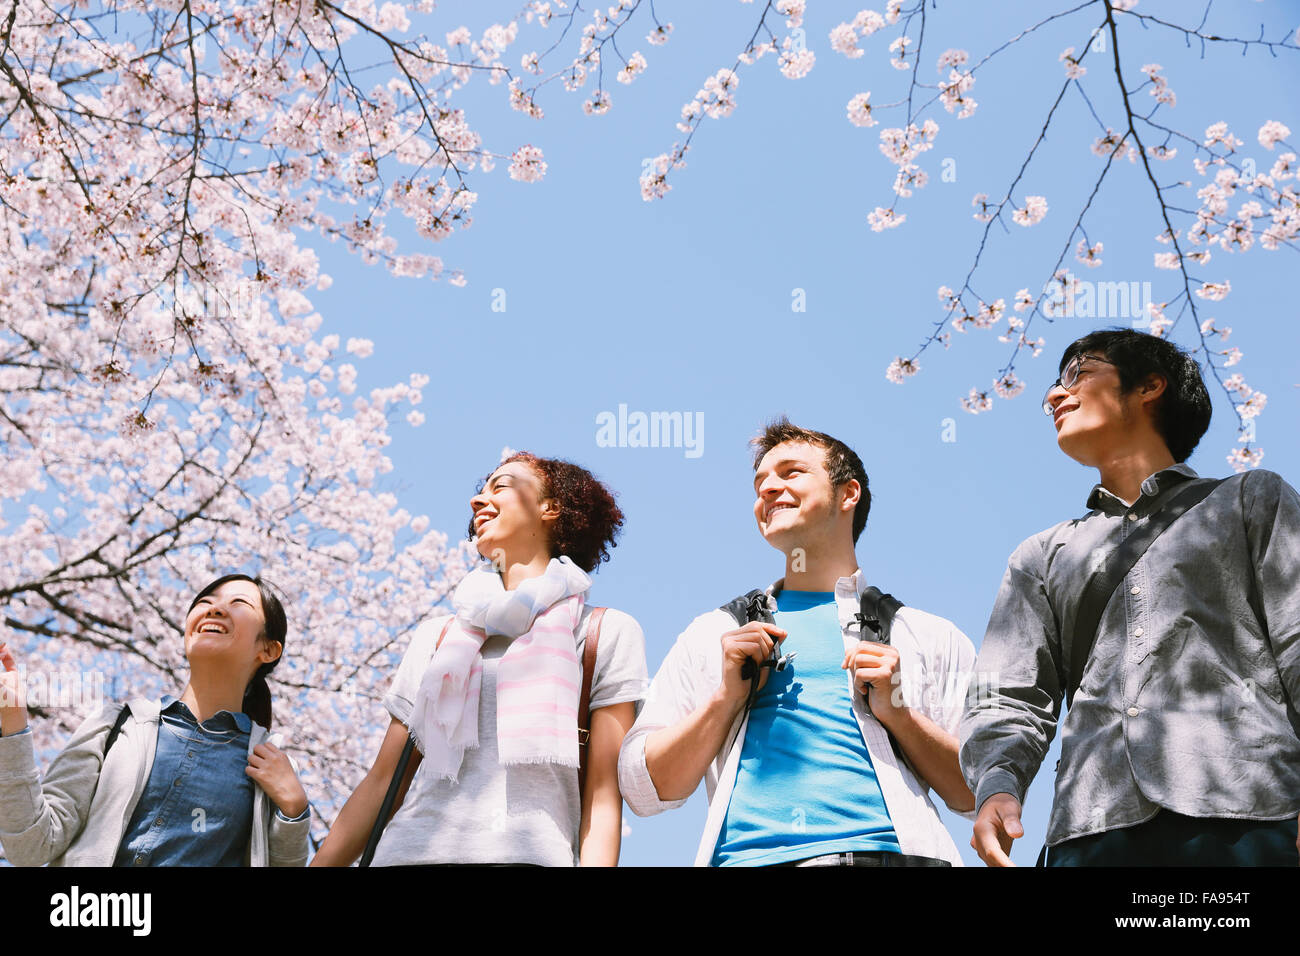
[375,605,647,866]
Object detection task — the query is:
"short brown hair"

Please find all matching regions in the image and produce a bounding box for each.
[467,452,625,573]
[750,417,871,543]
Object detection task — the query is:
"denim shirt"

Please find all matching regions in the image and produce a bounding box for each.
[959,465,1300,845]
[115,696,256,866]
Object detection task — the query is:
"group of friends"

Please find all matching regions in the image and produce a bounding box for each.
[2,328,1297,867]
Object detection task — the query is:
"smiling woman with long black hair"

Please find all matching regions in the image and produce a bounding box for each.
[313,452,648,867]
[0,574,310,866]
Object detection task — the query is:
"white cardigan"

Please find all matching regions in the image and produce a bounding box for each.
[0,698,309,866]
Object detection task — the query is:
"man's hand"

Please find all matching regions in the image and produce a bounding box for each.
[841,639,903,723]
[971,792,1024,867]
[718,622,787,710]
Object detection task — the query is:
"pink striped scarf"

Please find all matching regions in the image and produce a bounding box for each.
[409,557,590,781]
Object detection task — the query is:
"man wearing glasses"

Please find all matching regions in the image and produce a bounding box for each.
[960,329,1300,866]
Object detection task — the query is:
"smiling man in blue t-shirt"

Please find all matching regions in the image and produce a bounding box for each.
[619,418,976,866]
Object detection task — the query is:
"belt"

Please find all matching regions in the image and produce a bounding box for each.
[777,851,951,867]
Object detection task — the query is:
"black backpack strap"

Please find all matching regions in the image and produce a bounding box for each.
[720,590,778,714]
[360,618,451,867]
[852,588,906,748]
[104,704,131,757]
[360,734,418,868]
[721,589,772,628]
[854,586,904,646]
[1065,476,1226,708]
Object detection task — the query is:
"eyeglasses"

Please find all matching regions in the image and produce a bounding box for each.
[1041,354,1117,416]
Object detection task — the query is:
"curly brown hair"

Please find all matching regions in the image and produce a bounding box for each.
[466,452,624,573]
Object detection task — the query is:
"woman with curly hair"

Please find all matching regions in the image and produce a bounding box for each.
[314,452,647,866]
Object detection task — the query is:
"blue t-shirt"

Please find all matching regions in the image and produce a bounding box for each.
[711,590,899,866]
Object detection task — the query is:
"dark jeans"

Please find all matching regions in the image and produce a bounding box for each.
[1046,810,1300,866]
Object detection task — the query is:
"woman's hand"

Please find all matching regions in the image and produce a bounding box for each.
[0,643,29,737]
[246,741,308,819]
[312,716,412,866]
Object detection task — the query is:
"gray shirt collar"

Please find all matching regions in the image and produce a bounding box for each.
[1085,462,1200,515]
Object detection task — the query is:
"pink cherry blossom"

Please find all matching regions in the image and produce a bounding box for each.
[778,46,816,80]
[1258,120,1292,150]
[1140,64,1176,107]
[1011,195,1048,226]
[847,92,878,128]
[1075,240,1104,268]
[617,52,648,84]
[886,357,921,384]
[584,91,612,115]
[831,24,866,60]
[1059,48,1086,80]
[1227,447,1265,472]
[993,372,1025,399]
[647,23,673,46]
[960,388,993,414]
[1195,280,1231,301]
[508,145,548,182]
[1204,122,1244,151]
[868,207,906,231]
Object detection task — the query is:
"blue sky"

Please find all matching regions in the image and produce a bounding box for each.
[308,0,1300,865]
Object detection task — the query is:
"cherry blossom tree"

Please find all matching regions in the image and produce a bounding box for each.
[2,0,1294,852]
[510,0,1293,471]
[0,0,531,842]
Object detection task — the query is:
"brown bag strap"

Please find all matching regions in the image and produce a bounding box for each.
[578,606,605,795]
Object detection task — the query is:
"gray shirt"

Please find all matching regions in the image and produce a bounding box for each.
[959,464,1300,845]
[375,605,647,866]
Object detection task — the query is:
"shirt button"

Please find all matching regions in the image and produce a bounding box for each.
[1133,627,1144,637]
[1126,513,1139,521]
[174,778,183,787]
[187,751,195,758]
[153,819,163,827]
[1130,586,1141,595]
[1127,707,1140,717]
[133,855,144,865]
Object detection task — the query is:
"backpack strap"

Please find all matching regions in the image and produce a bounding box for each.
[577,607,605,796]
[1064,476,1226,708]
[721,589,772,629]
[720,590,790,714]
[103,703,131,757]
[854,586,904,646]
[359,618,451,867]
[851,587,906,759]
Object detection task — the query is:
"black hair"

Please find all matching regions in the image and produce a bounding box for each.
[750,416,871,543]
[188,574,287,729]
[1059,329,1211,462]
